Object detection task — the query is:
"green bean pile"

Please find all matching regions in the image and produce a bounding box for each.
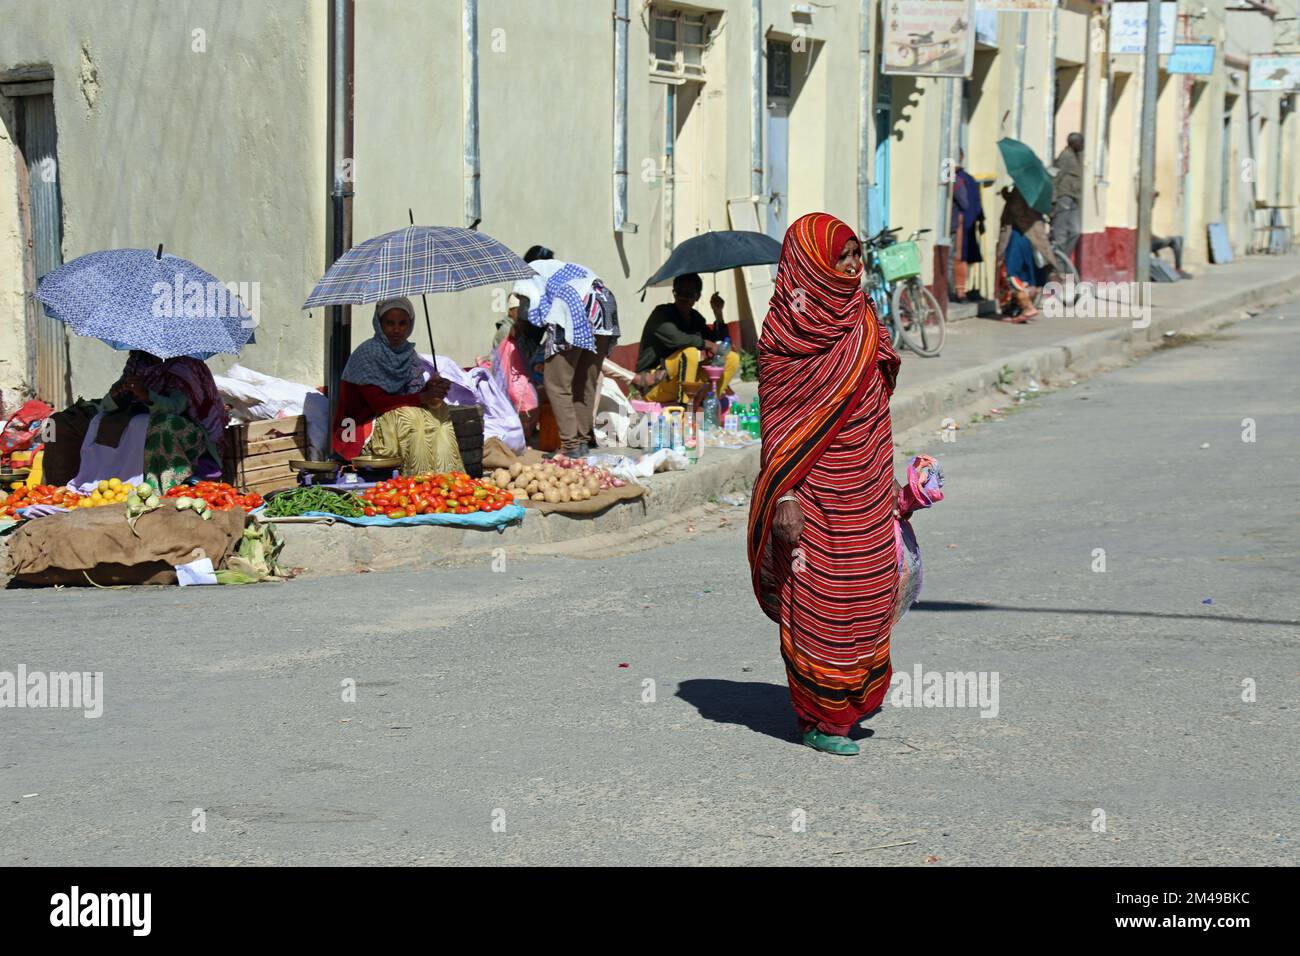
[262,486,367,518]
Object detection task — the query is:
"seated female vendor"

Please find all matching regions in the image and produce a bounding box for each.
[84,352,226,492]
[332,297,464,475]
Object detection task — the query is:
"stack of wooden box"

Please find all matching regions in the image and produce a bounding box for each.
[222,416,311,495]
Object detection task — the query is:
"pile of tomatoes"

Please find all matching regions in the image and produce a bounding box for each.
[2,483,83,517]
[359,472,515,518]
[163,481,263,512]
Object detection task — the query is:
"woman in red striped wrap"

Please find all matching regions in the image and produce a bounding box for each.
[747,212,901,756]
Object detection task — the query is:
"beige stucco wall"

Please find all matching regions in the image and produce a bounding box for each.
[348,0,870,363]
[0,94,24,411]
[0,0,327,404]
[2,0,1295,407]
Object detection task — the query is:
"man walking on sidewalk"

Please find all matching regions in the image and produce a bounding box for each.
[1052,133,1084,260]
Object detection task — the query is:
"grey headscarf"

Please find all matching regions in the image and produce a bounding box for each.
[340,297,425,394]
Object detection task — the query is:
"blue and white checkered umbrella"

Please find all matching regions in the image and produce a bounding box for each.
[36,247,255,359]
[303,225,534,307]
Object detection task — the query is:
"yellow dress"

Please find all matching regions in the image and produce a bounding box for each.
[363,403,464,475]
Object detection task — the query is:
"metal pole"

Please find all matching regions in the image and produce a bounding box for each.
[409,209,436,363]
[613,0,630,232]
[939,78,954,244]
[1045,1,1058,159]
[463,0,481,228]
[1014,12,1028,141]
[750,0,764,199]
[1135,0,1160,283]
[1095,6,1111,186]
[326,0,354,437]
[858,0,877,236]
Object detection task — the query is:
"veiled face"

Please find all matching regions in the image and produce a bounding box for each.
[380,308,412,347]
[834,238,863,277]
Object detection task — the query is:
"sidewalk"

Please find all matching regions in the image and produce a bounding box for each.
[4,254,1296,581]
[734,252,1300,434]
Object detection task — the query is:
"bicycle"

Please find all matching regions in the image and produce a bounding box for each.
[1030,239,1080,309]
[863,226,946,357]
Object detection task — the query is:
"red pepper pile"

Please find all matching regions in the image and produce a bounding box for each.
[163,481,263,512]
[359,472,515,518]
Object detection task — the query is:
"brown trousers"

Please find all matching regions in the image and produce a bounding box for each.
[543,336,611,453]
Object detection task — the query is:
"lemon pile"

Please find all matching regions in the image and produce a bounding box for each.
[79,478,135,508]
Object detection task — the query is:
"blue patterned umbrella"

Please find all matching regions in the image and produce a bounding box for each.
[303,225,534,307]
[36,247,255,359]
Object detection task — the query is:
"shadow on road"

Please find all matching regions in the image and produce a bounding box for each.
[911,600,1300,629]
[677,679,796,744]
[676,679,879,745]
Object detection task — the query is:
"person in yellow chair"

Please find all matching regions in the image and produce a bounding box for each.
[635,273,740,407]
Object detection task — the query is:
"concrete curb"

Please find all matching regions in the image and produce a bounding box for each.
[891,271,1299,435]
[269,443,760,574]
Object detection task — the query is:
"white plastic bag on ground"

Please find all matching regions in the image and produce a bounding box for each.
[587,448,687,481]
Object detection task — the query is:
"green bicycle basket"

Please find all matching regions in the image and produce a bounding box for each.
[877,240,922,282]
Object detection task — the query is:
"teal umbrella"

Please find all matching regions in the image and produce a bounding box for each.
[997,138,1053,215]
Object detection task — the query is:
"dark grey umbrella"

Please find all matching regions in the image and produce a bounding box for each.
[638,230,782,296]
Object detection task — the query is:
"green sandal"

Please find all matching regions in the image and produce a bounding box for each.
[802,729,860,756]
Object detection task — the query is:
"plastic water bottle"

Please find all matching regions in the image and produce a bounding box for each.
[715,337,731,368]
[686,413,700,464]
[671,415,685,455]
[702,389,720,431]
[652,413,664,451]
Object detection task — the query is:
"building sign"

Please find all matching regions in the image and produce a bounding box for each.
[1109,1,1176,56]
[883,0,975,78]
[1249,55,1300,92]
[1167,43,1216,76]
[975,1,1055,10]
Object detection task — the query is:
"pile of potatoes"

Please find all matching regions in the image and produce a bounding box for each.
[489,461,602,504]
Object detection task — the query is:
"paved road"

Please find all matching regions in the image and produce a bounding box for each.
[3,305,1298,866]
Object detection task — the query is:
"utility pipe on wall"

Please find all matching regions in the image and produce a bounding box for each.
[326,0,355,429]
[938,78,954,244]
[613,0,631,232]
[1014,12,1028,141]
[858,0,876,236]
[1045,0,1058,159]
[463,0,481,228]
[750,0,764,200]
[1135,0,1161,282]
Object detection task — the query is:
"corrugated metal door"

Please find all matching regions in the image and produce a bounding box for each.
[17,93,69,406]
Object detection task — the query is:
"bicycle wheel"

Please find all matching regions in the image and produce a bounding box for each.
[869,282,902,348]
[892,277,946,357]
[1036,246,1079,309]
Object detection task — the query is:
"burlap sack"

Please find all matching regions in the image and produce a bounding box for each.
[481,439,644,514]
[3,506,247,586]
[482,438,543,471]
[521,482,645,515]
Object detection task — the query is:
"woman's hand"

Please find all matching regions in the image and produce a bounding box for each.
[774,498,804,545]
[422,376,450,406]
[112,376,148,404]
[710,292,725,316]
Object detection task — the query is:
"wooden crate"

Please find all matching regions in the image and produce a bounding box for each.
[222,416,311,494]
[449,405,484,478]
